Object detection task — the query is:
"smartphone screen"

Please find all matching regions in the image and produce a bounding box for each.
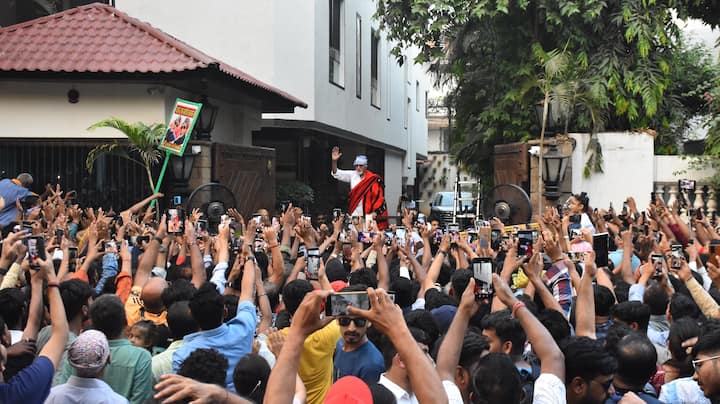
[593,232,610,267]
[472,258,493,299]
[166,208,186,234]
[395,226,407,247]
[233,238,243,253]
[172,195,182,206]
[670,244,684,269]
[491,229,501,250]
[518,230,533,257]
[325,292,370,316]
[26,236,46,267]
[68,246,78,260]
[55,229,64,240]
[196,219,207,235]
[306,248,320,280]
[651,254,664,278]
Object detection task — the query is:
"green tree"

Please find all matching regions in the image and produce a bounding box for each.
[85,118,165,191]
[376,0,712,177]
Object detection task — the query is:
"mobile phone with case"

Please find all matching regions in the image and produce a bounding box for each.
[305,248,320,280]
[518,230,533,257]
[593,233,609,268]
[166,208,186,234]
[325,292,370,316]
[472,257,494,299]
[26,236,46,268]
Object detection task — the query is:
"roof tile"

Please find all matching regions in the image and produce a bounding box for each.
[0,3,306,107]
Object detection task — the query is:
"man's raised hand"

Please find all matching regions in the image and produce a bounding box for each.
[331,146,342,161]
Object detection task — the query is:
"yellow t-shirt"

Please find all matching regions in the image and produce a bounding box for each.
[125,286,168,328]
[283,321,341,404]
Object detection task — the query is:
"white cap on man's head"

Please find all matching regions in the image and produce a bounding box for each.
[353,155,368,166]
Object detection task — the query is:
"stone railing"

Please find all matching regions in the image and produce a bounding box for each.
[654,182,718,216]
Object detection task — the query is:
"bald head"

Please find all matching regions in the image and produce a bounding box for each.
[141,278,168,314]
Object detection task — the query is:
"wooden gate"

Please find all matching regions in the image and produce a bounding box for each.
[212,143,276,216]
[494,142,529,192]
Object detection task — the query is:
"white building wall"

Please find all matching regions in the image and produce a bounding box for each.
[115,0,429,186]
[569,132,655,210]
[0,81,165,139]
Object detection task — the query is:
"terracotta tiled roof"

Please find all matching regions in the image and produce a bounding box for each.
[0,3,306,108]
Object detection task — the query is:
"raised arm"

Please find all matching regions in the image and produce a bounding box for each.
[135,216,166,288]
[373,233,390,291]
[421,234,450,297]
[437,278,480,381]
[263,227,285,289]
[266,290,333,404]
[36,257,69,370]
[184,219,206,289]
[493,273,565,380]
[120,192,163,219]
[331,146,342,174]
[575,252,597,339]
[22,267,45,341]
[348,288,448,404]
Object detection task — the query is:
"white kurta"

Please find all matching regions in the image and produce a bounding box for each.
[332,169,364,217]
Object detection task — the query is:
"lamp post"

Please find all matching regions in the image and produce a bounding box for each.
[541,144,570,201]
[194,95,218,141]
[169,146,198,197]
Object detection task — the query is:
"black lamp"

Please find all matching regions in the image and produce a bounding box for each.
[534,101,557,136]
[195,95,218,140]
[170,147,196,192]
[541,144,570,200]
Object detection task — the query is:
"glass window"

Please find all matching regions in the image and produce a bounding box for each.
[329,0,345,87]
[371,29,380,107]
[355,14,361,98]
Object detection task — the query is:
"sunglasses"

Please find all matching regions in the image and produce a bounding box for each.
[337,317,367,327]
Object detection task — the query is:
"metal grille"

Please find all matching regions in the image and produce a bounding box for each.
[0,140,152,211]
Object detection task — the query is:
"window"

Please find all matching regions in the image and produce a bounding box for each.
[355,14,361,98]
[404,97,410,129]
[371,29,380,108]
[425,91,429,118]
[415,81,420,111]
[329,0,344,87]
[386,52,391,121]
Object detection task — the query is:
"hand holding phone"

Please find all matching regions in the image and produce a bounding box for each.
[325,292,370,316]
[472,257,494,299]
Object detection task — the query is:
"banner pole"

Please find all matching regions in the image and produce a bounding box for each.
[150,151,171,208]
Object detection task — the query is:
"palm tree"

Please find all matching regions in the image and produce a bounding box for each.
[520,44,608,212]
[85,118,165,191]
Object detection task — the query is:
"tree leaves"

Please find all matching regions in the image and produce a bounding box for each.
[375,0,716,177]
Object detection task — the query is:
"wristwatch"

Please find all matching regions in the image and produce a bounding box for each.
[225,281,235,289]
[246,256,257,263]
[158,246,168,253]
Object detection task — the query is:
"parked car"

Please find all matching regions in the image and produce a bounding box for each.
[429,191,475,226]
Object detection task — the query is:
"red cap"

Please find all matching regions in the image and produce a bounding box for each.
[324,376,373,404]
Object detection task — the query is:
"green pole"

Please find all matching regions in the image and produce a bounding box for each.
[150,151,171,208]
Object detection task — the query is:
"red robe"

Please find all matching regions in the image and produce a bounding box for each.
[348,171,388,230]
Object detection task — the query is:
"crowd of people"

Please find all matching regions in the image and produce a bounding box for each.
[0,171,719,404]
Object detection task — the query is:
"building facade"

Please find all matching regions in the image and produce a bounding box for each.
[115,0,430,215]
[0,4,304,212]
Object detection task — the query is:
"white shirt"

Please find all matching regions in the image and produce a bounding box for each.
[332,169,364,217]
[45,376,129,404]
[379,374,419,404]
[442,380,464,404]
[10,329,22,345]
[532,373,567,404]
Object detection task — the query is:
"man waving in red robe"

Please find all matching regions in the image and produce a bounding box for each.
[331,146,388,230]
